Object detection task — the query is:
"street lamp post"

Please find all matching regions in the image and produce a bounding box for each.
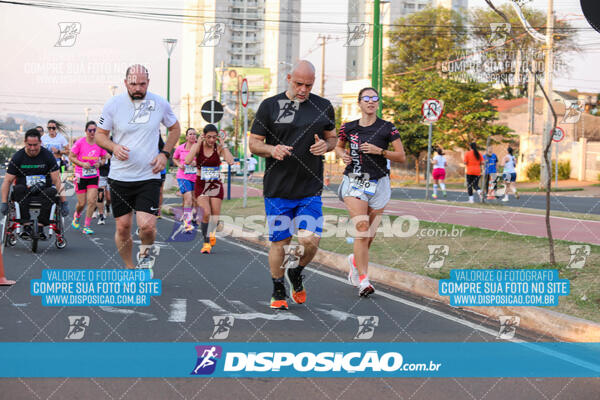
[162,38,178,104]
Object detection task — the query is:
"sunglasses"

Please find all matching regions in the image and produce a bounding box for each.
[48,126,57,130]
[361,95,379,102]
[87,128,96,133]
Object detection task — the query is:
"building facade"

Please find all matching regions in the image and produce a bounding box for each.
[180,0,300,130]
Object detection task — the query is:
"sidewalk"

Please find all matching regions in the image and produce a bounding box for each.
[323,197,600,245]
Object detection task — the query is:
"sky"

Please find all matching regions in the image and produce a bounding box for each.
[0,0,598,133]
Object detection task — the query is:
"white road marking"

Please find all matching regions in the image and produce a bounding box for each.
[315,308,358,322]
[99,306,157,321]
[199,299,302,321]
[167,298,187,323]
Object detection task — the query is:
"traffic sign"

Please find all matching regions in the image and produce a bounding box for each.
[552,126,565,142]
[241,78,249,108]
[422,99,444,123]
[201,100,224,124]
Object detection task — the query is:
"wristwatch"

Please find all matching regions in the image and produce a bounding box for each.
[381,149,386,157]
[160,150,171,159]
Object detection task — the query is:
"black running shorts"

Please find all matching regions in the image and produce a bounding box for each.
[108,179,162,218]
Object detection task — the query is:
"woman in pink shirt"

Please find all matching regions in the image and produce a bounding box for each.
[172,128,198,229]
[69,121,109,235]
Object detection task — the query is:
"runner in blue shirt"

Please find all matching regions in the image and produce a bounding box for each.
[482,148,498,198]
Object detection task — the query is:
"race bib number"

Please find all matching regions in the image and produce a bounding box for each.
[82,168,98,177]
[26,175,46,187]
[184,165,197,175]
[348,173,377,196]
[200,166,220,181]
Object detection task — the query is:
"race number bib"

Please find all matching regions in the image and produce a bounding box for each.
[184,165,197,175]
[200,166,220,181]
[348,173,377,196]
[26,175,46,187]
[82,168,98,177]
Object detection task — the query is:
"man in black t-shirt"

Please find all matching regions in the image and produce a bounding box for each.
[249,60,337,310]
[1,129,67,238]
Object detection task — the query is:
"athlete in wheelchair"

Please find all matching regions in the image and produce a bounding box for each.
[0,129,69,252]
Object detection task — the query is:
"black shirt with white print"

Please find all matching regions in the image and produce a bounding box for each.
[338,118,401,181]
[7,147,58,188]
[251,92,335,199]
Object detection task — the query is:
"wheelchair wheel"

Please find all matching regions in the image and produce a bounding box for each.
[31,220,38,253]
[0,215,8,253]
[55,236,67,249]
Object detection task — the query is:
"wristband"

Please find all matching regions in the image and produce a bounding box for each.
[160,150,171,159]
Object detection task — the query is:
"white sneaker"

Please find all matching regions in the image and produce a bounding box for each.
[98,216,105,225]
[347,254,359,287]
[92,210,98,219]
[136,251,155,279]
[502,196,509,202]
[358,278,375,297]
[468,198,475,204]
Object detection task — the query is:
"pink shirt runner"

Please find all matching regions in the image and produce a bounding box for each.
[173,143,197,182]
[71,137,107,178]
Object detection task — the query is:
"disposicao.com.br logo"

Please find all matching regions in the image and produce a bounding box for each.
[191,347,442,376]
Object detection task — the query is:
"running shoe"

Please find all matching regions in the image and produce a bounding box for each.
[358,278,375,297]
[284,266,306,304]
[183,221,194,232]
[71,218,80,230]
[502,196,509,202]
[98,215,105,225]
[270,282,289,310]
[347,254,359,287]
[201,243,212,254]
[82,226,94,235]
[92,210,98,219]
[209,232,216,246]
[432,193,437,199]
[136,251,155,279]
[468,199,475,204]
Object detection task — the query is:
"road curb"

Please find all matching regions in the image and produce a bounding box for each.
[162,205,600,342]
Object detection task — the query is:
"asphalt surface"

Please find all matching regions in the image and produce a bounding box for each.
[323,185,600,216]
[0,196,599,398]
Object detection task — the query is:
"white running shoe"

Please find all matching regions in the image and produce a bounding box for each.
[502,196,509,202]
[347,254,359,287]
[358,278,375,297]
[92,210,98,219]
[136,251,155,279]
[98,216,106,225]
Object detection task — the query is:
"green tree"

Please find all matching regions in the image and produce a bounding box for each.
[384,71,514,181]
[386,7,469,76]
[468,4,579,96]
[0,146,16,164]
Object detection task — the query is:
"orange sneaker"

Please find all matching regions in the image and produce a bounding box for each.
[285,267,306,304]
[270,281,288,309]
[269,298,289,310]
[209,232,216,246]
[201,243,212,254]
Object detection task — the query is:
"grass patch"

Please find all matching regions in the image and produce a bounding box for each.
[218,196,600,323]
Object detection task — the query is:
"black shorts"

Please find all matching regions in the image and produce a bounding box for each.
[75,176,99,193]
[108,179,162,218]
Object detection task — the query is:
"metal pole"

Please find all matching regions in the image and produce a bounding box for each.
[243,107,248,208]
[371,0,380,92]
[320,35,326,97]
[555,141,558,187]
[377,7,383,118]
[227,165,231,200]
[425,122,433,200]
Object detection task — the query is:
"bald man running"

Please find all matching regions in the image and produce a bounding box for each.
[250,60,337,309]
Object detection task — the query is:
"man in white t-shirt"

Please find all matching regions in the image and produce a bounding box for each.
[95,64,181,275]
[42,120,69,167]
[246,156,257,180]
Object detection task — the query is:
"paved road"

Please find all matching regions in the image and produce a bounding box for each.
[0,197,599,398]
[323,185,600,216]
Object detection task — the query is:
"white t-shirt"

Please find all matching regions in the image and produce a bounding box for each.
[503,155,516,173]
[247,157,258,172]
[41,133,68,161]
[433,154,447,169]
[98,92,177,181]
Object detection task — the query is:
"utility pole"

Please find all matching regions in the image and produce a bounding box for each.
[186,93,191,129]
[371,0,381,97]
[540,0,554,187]
[318,35,327,97]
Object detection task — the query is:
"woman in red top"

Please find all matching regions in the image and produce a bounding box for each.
[463,142,483,203]
[185,124,234,254]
